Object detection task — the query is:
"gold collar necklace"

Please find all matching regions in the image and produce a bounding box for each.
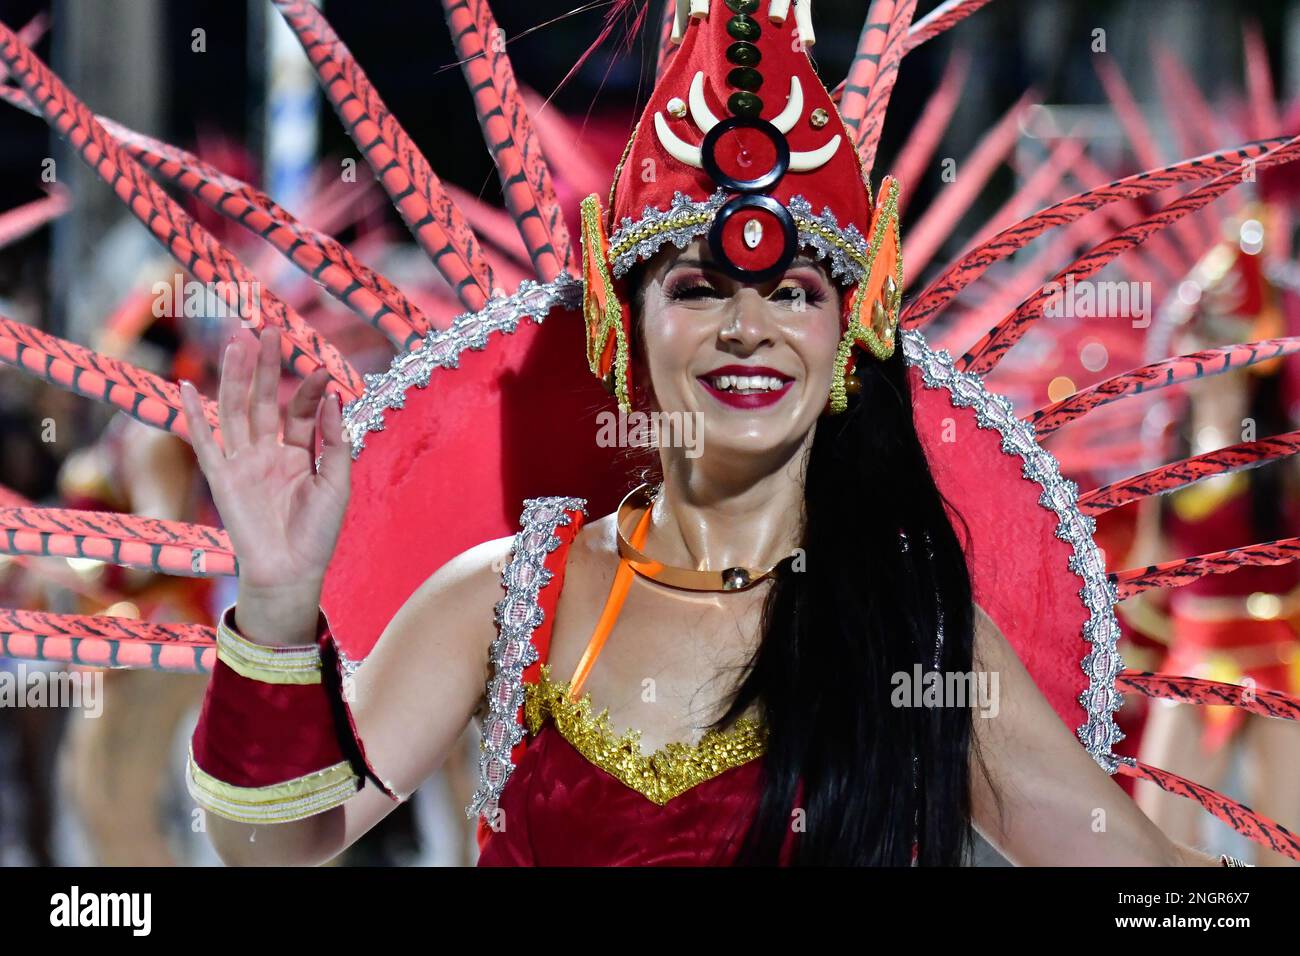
[615,482,794,592]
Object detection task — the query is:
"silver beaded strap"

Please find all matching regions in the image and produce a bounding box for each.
[465,495,588,823]
[342,273,583,459]
[901,328,1125,772]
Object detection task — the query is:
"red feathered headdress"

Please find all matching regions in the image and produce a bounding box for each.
[582,2,901,413]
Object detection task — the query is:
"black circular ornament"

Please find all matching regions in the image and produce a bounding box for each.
[700,116,789,193]
[727,91,764,117]
[707,194,799,285]
[727,16,760,42]
[728,66,763,91]
[726,41,761,66]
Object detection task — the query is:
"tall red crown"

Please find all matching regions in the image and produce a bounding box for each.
[581,1,904,413]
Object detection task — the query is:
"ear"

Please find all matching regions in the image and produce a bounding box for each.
[580,194,634,412]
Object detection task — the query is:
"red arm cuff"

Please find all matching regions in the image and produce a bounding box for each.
[188,604,364,824]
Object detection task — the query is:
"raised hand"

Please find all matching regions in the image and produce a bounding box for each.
[179,326,351,645]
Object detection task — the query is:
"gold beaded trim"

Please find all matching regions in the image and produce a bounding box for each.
[523,664,767,806]
[606,101,873,283]
[607,208,717,265]
[800,216,872,252]
[607,126,639,213]
[605,209,871,281]
[186,749,359,824]
[792,213,871,274]
[215,604,323,685]
[580,194,633,412]
[829,177,903,414]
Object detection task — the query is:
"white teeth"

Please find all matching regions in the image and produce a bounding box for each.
[707,374,787,393]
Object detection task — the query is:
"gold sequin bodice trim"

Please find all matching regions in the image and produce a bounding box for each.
[523,664,768,806]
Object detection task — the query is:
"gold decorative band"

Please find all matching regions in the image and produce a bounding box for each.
[607,209,715,265]
[607,211,869,277]
[791,213,871,274]
[186,749,360,824]
[605,190,871,284]
[616,483,788,591]
[215,604,322,685]
[524,664,767,806]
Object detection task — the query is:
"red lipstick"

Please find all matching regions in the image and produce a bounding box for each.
[697,365,794,409]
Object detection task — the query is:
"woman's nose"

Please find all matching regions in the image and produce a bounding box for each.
[718,289,776,350]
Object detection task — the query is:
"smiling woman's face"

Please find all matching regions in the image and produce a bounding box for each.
[633,238,844,463]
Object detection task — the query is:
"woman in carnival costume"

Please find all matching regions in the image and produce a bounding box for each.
[0,0,1298,865]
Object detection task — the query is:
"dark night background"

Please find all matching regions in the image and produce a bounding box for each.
[0,0,1293,293]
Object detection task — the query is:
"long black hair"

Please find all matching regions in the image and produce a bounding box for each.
[626,264,989,865]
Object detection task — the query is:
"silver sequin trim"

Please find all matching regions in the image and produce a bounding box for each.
[336,647,362,682]
[787,196,871,285]
[901,328,1125,773]
[607,190,870,285]
[465,495,588,823]
[341,273,583,459]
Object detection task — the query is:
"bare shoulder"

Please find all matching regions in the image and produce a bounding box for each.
[403,502,605,645]
[971,600,1014,669]
[972,600,997,636]
[300,532,536,846]
[573,508,619,559]
[555,508,620,591]
[360,533,516,677]
[349,532,517,795]
[387,533,516,660]
[417,533,515,604]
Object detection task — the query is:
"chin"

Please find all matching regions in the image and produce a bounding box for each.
[695,418,810,463]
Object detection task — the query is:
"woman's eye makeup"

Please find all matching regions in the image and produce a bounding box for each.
[664,271,830,306]
[772,280,828,305]
[664,278,724,301]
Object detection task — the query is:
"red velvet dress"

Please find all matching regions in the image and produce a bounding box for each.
[477,510,795,866]
[476,724,775,865]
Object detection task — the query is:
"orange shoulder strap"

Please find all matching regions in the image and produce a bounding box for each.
[566,501,653,700]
